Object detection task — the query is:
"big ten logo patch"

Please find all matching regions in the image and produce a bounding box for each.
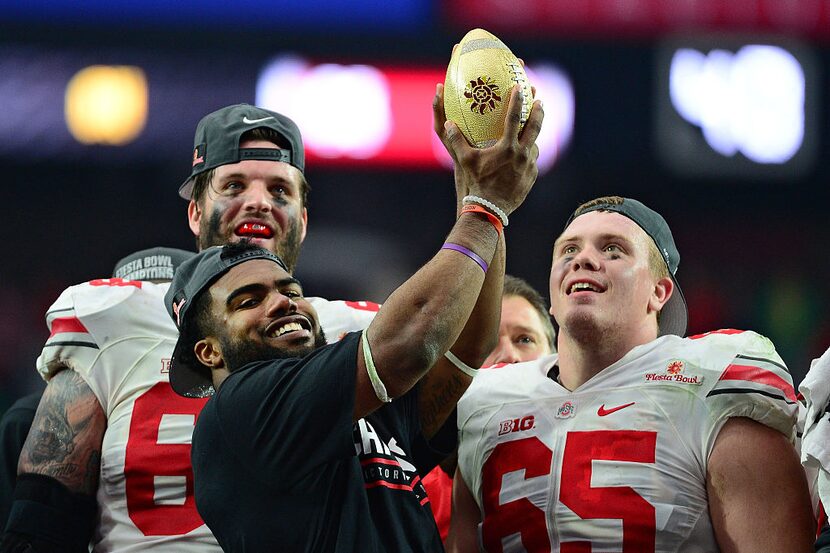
[498,415,535,436]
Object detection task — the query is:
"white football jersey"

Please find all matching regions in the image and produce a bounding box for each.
[799,346,830,513]
[36,278,378,553]
[457,330,797,553]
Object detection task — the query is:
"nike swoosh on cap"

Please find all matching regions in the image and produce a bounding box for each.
[597,402,635,416]
[242,116,275,124]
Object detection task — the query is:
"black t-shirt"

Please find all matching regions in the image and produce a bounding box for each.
[191,332,454,553]
[0,392,42,527]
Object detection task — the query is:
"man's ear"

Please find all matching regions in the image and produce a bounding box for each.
[299,207,308,243]
[194,337,224,369]
[187,199,202,237]
[649,276,674,315]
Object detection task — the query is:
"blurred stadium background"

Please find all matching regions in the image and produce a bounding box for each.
[1,0,828,413]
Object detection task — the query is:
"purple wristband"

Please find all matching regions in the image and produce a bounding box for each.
[441,242,488,273]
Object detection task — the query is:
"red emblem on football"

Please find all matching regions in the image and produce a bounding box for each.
[465,76,502,115]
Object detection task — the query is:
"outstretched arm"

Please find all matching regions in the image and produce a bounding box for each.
[708,417,814,553]
[417,235,505,439]
[353,85,543,421]
[417,77,541,437]
[416,83,514,439]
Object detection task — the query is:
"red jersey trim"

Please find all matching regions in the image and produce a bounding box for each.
[688,328,745,340]
[719,363,797,402]
[49,317,89,338]
[345,301,381,312]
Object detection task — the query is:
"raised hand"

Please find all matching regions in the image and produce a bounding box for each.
[433,83,543,217]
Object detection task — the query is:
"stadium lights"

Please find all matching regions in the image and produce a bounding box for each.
[669,45,804,164]
[65,65,148,146]
[256,56,574,173]
[655,38,817,179]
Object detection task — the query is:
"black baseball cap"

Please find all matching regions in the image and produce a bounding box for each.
[112,247,195,282]
[165,243,290,398]
[565,197,688,337]
[179,103,305,199]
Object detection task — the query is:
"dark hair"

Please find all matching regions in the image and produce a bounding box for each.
[191,127,310,208]
[503,274,556,351]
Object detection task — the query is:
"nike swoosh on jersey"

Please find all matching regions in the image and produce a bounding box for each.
[242,116,275,124]
[597,402,635,416]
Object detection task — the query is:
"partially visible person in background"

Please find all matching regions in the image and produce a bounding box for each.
[0,393,40,528]
[482,274,556,367]
[423,274,556,542]
[0,247,193,532]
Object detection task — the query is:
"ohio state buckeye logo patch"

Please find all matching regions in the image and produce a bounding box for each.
[555,401,576,419]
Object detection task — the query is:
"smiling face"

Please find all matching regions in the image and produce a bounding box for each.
[483,294,553,367]
[194,259,325,374]
[187,139,308,271]
[549,211,673,345]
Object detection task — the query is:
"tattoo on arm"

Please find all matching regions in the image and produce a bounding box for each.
[419,369,469,439]
[18,368,106,495]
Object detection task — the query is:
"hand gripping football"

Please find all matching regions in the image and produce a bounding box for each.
[444,28,533,148]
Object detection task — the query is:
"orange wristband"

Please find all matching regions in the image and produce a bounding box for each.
[461,203,503,235]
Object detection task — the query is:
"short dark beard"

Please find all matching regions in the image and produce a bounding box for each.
[220,328,328,373]
[198,207,303,272]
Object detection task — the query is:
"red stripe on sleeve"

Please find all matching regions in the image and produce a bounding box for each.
[49,317,89,338]
[345,300,381,312]
[719,363,797,402]
[689,328,745,340]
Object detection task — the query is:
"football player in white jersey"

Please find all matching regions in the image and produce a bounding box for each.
[448,196,814,552]
[1,106,383,553]
[424,274,557,542]
[0,247,194,547]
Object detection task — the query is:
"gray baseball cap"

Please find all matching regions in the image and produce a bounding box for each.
[165,243,290,397]
[179,104,305,199]
[565,197,688,337]
[112,247,195,282]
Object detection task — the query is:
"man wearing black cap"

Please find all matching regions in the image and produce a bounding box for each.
[182,103,309,272]
[448,196,814,552]
[162,166,522,550]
